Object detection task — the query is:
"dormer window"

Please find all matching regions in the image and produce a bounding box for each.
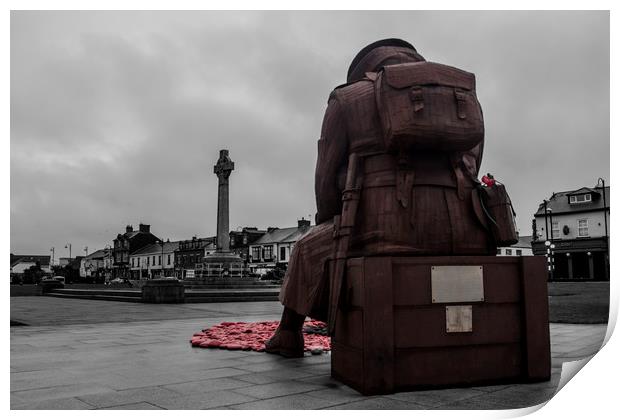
[569,193,591,204]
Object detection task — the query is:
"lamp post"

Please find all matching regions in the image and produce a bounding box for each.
[547,207,554,241]
[597,178,609,280]
[543,200,549,242]
[160,239,165,279]
[104,245,112,283]
[546,207,555,281]
[65,243,72,260]
[50,247,55,266]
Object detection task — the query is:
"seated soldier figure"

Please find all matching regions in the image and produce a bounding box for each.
[265,39,496,357]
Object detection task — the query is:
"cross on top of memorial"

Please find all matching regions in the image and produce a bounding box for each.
[214,149,235,180]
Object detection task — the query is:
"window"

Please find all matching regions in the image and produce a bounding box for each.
[505,249,512,256]
[497,248,502,255]
[152,255,155,265]
[280,247,286,261]
[578,219,588,237]
[158,255,162,266]
[263,246,273,260]
[251,247,260,261]
[516,249,522,256]
[167,254,171,265]
[552,221,560,238]
[570,194,592,204]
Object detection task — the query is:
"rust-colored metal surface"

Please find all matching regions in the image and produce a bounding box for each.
[280,41,497,320]
[276,39,547,392]
[331,256,551,395]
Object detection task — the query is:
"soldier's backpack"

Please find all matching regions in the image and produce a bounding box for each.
[371,61,484,153]
[477,181,519,246]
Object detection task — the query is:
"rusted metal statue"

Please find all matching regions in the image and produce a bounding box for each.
[265,39,520,358]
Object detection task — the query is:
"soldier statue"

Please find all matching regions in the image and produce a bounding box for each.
[265,39,516,357]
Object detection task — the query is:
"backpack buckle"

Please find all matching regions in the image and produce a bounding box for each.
[454,89,467,119]
[409,87,424,112]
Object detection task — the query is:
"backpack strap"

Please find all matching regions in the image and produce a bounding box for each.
[395,152,415,208]
[450,153,468,201]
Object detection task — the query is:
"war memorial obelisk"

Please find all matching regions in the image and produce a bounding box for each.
[203,150,243,276]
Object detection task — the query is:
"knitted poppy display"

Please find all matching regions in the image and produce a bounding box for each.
[190,320,330,353]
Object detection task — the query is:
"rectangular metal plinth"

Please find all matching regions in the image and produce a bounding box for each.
[431,265,484,303]
[332,256,551,395]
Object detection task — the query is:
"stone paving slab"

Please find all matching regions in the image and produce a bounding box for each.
[10,297,609,410]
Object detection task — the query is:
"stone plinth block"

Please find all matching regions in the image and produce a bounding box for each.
[142,278,185,303]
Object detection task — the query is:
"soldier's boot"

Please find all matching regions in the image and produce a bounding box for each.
[265,307,305,358]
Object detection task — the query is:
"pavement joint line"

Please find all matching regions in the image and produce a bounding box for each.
[315,396,382,410]
[227,387,341,407]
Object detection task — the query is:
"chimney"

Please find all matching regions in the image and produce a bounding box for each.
[126,225,133,233]
[267,227,278,233]
[139,223,150,233]
[298,218,311,228]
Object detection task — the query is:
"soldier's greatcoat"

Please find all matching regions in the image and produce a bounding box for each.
[279,46,494,320]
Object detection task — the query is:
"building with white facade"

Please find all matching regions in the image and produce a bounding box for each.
[79,249,107,280]
[497,236,533,257]
[129,241,180,280]
[532,184,609,281]
[248,219,313,275]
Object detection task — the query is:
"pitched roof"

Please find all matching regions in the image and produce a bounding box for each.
[567,187,599,196]
[10,255,51,266]
[534,185,610,216]
[513,236,533,248]
[130,241,180,256]
[252,225,314,245]
[11,262,36,274]
[84,249,107,260]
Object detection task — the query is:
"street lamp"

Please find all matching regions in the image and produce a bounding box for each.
[160,239,165,279]
[597,177,609,280]
[543,200,549,242]
[103,245,112,283]
[546,208,554,241]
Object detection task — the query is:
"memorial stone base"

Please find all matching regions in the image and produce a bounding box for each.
[331,255,551,395]
[142,278,185,303]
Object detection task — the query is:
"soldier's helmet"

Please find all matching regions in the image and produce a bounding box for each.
[347,38,425,83]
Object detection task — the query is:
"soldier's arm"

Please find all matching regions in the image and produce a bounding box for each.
[315,95,349,225]
[461,141,484,179]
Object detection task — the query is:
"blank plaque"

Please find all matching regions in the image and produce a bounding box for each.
[431,265,484,303]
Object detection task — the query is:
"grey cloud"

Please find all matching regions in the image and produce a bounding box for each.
[11,11,609,255]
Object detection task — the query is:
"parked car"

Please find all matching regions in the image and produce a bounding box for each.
[52,276,66,285]
[37,276,52,285]
[105,277,131,287]
[40,276,65,293]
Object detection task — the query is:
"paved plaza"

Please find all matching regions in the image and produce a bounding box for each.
[10,297,608,410]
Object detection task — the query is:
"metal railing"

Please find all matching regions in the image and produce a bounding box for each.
[193,263,247,278]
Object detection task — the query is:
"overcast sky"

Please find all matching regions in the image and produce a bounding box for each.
[10,10,609,256]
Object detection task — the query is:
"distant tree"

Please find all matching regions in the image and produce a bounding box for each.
[22,263,44,284]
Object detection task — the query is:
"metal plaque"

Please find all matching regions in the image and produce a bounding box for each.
[431,265,484,303]
[446,305,473,333]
